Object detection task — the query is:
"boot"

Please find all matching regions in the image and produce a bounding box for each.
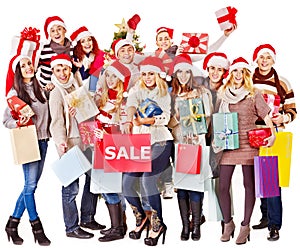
[30,217,51,246]
[190,201,201,241]
[220,219,235,242]
[5,216,23,245]
[236,224,250,245]
[178,198,190,241]
[98,202,124,242]
[122,211,127,235]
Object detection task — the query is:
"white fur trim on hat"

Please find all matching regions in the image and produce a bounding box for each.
[207,56,230,70]
[47,20,66,39]
[72,30,92,45]
[255,48,276,62]
[50,59,72,69]
[115,39,135,58]
[229,62,252,74]
[140,65,162,74]
[174,62,193,73]
[106,66,125,82]
[12,55,31,72]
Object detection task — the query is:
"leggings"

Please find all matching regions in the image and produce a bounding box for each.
[219,165,255,226]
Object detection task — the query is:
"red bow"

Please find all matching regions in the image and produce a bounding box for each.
[20,27,40,42]
[217,6,237,26]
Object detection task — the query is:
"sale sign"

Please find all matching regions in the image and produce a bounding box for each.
[103,133,152,172]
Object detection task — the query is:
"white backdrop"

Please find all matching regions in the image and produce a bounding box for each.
[0,1,299,248]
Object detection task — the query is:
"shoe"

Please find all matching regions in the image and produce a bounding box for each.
[200,215,206,225]
[235,224,250,245]
[220,219,235,242]
[144,224,167,246]
[162,182,173,199]
[80,220,106,230]
[129,217,150,239]
[252,219,268,229]
[267,226,279,241]
[66,228,94,239]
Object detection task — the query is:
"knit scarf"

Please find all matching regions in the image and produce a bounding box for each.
[82,53,95,70]
[218,85,250,113]
[253,67,285,104]
[50,38,72,55]
[51,74,80,137]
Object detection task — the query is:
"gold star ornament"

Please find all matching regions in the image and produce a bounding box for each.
[114,18,129,33]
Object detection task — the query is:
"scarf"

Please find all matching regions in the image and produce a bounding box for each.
[50,38,72,55]
[218,85,250,113]
[108,89,118,100]
[51,74,79,137]
[252,67,285,104]
[82,53,95,70]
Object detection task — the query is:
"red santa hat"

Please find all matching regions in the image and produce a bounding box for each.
[111,38,135,58]
[44,16,66,40]
[5,55,31,96]
[203,52,230,70]
[106,60,131,91]
[229,57,252,74]
[156,27,174,39]
[139,56,166,78]
[252,43,276,62]
[169,53,194,75]
[70,26,93,45]
[50,54,72,69]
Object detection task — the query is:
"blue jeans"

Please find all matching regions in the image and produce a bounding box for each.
[177,189,204,202]
[12,140,48,221]
[123,140,172,222]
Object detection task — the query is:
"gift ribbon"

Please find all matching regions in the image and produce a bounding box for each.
[217,7,237,26]
[215,113,238,149]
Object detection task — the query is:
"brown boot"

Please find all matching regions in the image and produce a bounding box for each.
[220,219,235,242]
[236,224,250,245]
[30,217,51,246]
[5,216,23,245]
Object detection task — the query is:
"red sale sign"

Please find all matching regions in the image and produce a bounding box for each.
[103,133,152,172]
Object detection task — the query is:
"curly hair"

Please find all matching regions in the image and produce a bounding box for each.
[73,36,100,61]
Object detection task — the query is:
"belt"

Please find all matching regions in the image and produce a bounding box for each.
[39,138,49,142]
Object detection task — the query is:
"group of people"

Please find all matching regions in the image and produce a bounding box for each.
[2,13,296,247]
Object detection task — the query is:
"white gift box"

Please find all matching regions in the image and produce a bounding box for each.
[215,6,237,31]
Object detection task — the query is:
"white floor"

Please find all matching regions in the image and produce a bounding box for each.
[0,135,299,248]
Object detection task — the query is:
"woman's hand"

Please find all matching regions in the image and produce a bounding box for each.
[17,115,31,126]
[263,133,276,147]
[68,106,77,117]
[72,58,82,68]
[43,83,55,91]
[94,128,104,139]
[224,24,237,37]
[123,122,133,134]
[59,142,67,154]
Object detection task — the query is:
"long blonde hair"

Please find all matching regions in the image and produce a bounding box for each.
[139,72,168,97]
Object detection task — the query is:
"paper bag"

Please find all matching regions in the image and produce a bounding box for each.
[176,144,201,174]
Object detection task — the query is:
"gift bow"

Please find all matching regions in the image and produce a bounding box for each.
[182,100,205,127]
[217,6,237,26]
[215,113,238,148]
[20,27,40,42]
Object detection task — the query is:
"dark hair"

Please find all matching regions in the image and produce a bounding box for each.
[73,36,100,61]
[171,69,195,95]
[13,62,46,105]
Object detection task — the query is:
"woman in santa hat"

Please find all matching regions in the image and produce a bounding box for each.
[71,26,105,92]
[3,55,51,246]
[214,57,276,245]
[123,56,173,246]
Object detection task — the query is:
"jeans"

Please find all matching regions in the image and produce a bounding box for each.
[177,189,204,202]
[123,140,172,222]
[12,140,48,221]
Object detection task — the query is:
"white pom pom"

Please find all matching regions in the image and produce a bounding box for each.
[159,72,166,78]
[123,91,128,98]
[166,75,172,81]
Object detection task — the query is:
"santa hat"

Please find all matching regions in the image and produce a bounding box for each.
[156,27,174,39]
[229,57,252,74]
[252,43,276,62]
[5,55,31,96]
[169,53,194,76]
[203,52,230,70]
[139,56,166,78]
[106,60,131,91]
[111,38,135,58]
[50,54,72,69]
[44,16,66,40]
[70,26,93,45]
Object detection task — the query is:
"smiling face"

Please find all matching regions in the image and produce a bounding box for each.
[52,64,71,84]
[49,25,66,45]
[176,69,191,85]
[156,31,172,51]
[19,57,34,83]
[117,45,135,64]
[80,36,93,54]
[141,71,156,88]
[105,70,119,90]
[256,52,275,75]
[231,68,245,88]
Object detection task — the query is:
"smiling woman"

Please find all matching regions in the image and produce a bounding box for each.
[0,1,299,248]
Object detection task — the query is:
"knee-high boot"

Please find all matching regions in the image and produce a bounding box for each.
[5,216,24,245]
[98,202,124,242]
[178,198,190,241]
[190,201,201,241]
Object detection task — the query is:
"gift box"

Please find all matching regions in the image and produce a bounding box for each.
[176,144,201,174]
[65,85,99,123]
[178,98,207,136]
[180,33,209,54]
[254,156,280,198]
[247,128,272,148]
[260,132,293,187]
[215,6,238,31]
[213,112,239,150]
[137,98,163,126]
[263,94,281,117]
[78,120,101,145]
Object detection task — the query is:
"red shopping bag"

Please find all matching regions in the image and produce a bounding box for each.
[254,156,280,198]
[176,144,201,174]
[93,140,104,169]
[103,133,152,172]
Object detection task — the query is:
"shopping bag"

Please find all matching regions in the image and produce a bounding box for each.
[90,169,122,193]
[103,133,152,172]
[254,156,280,198]
[93,140,104,169]
[259,132,293,187]
[175,144,201,174]
[205,179,223,221]
[78,120,101,145]
[9,125,40,165]
[51,145,92,187]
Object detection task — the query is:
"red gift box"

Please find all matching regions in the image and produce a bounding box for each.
[247,128,272,148]
[176,144,201,174]
[180,33,209,54]
[263,94,280,117]
[215,6,238,31]
[78,120,102,145]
